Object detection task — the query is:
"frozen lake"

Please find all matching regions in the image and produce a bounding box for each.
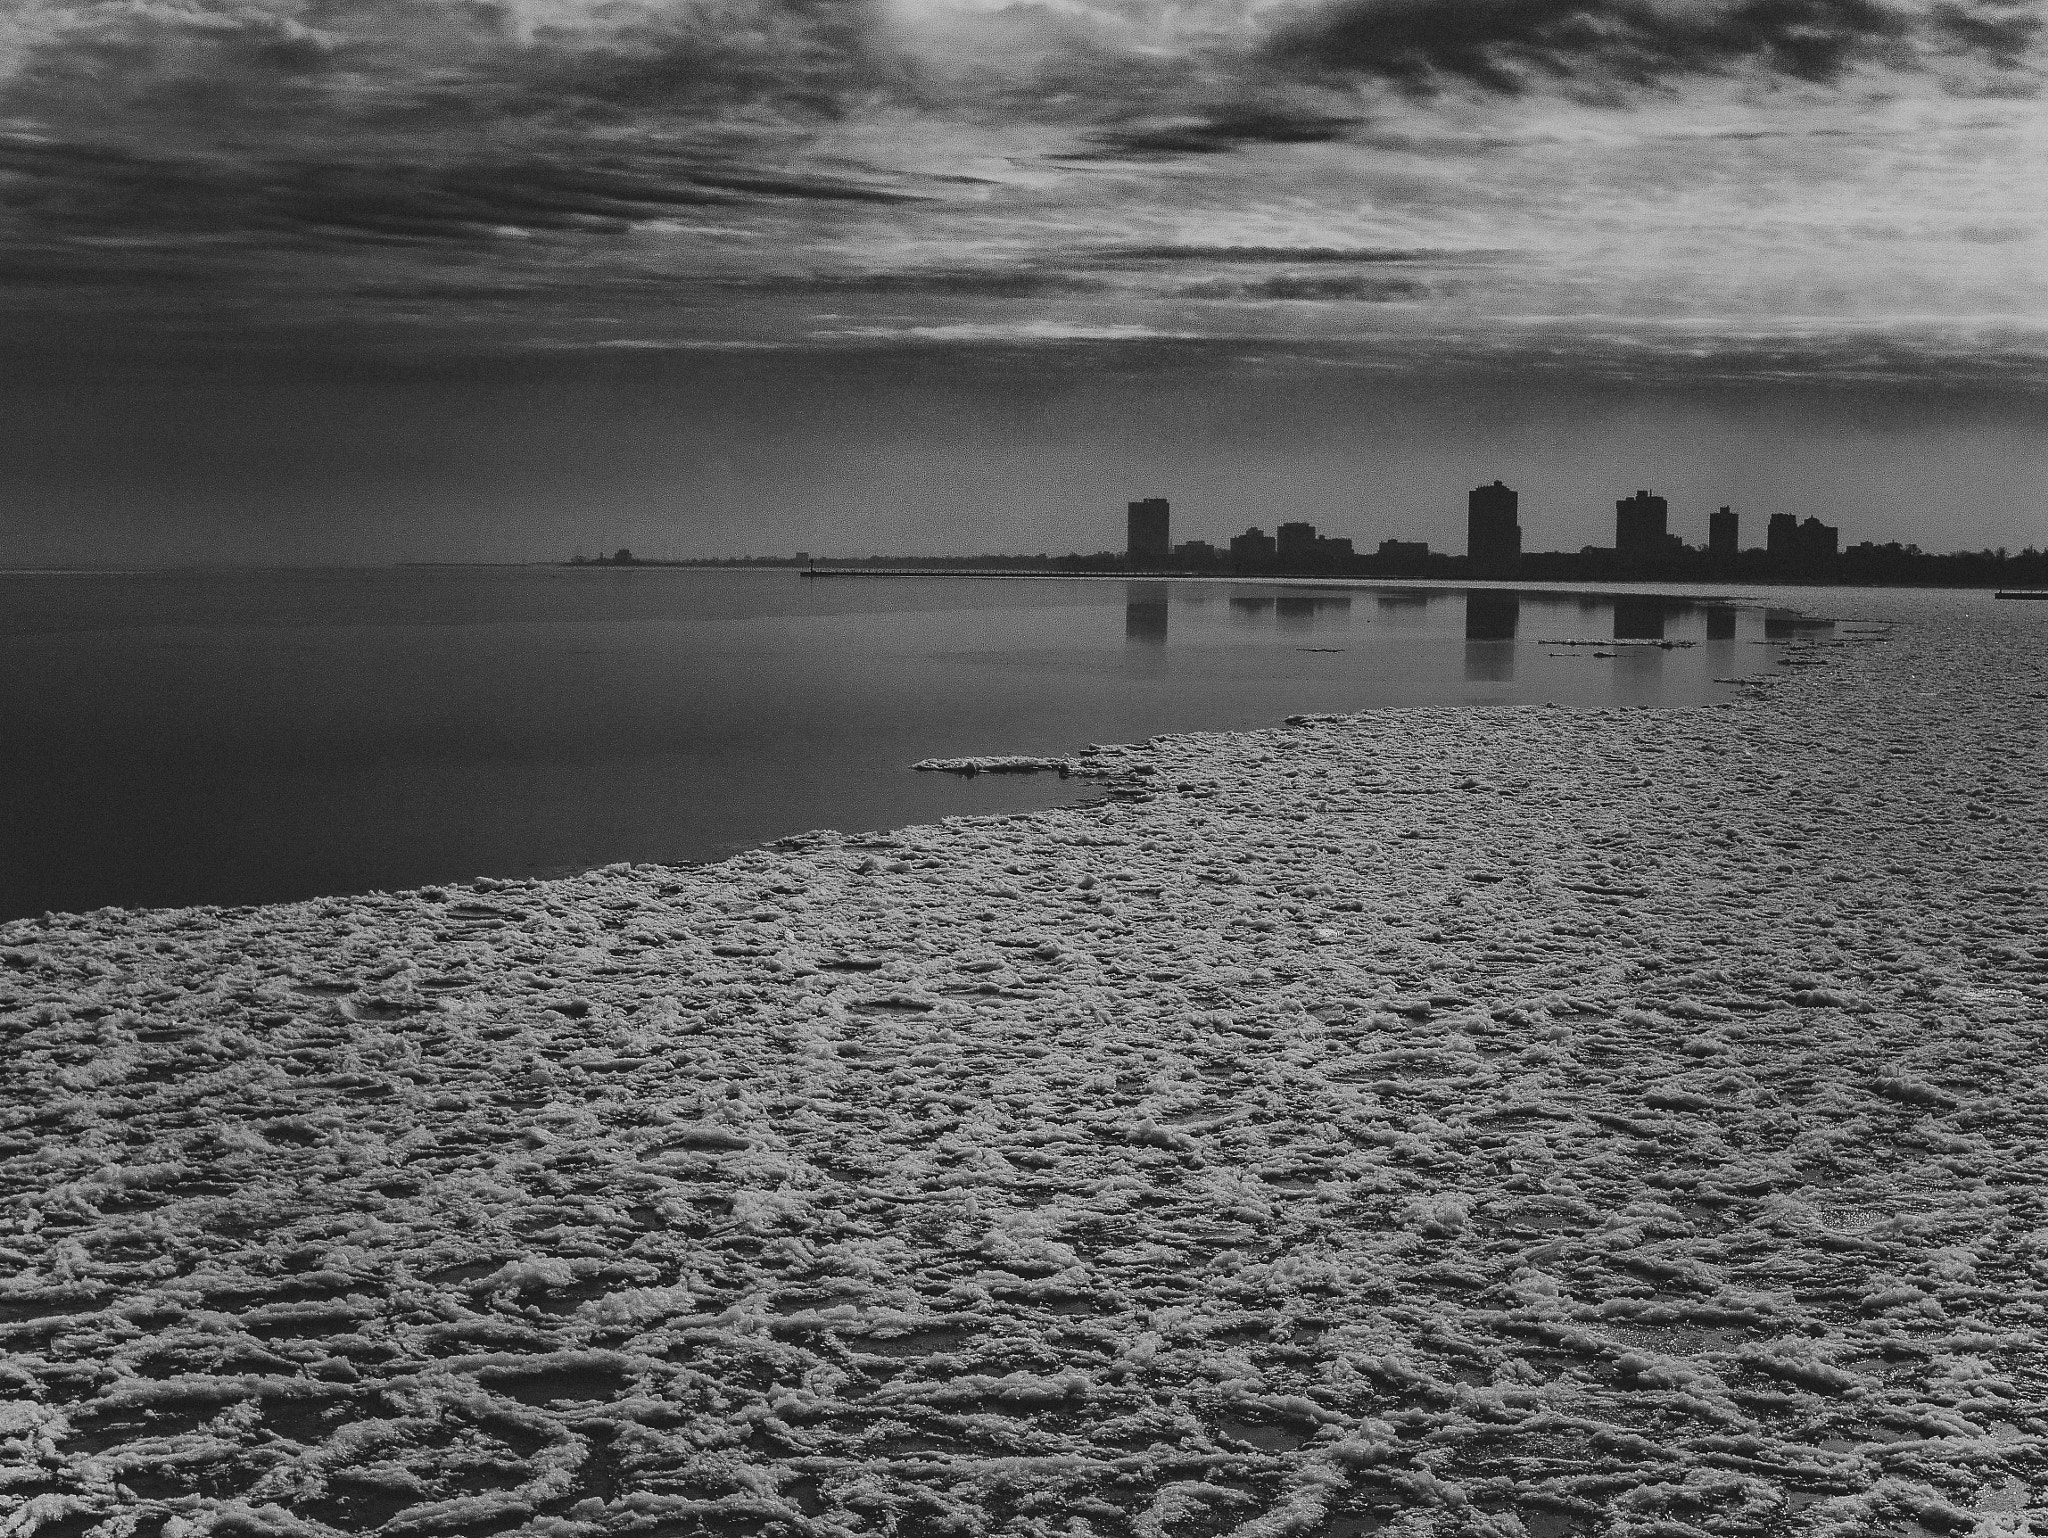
[0,566,1809,917]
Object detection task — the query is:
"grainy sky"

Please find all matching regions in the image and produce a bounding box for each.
[2,0,2044,562]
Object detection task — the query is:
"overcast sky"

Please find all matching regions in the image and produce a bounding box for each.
[2,0,2043,562]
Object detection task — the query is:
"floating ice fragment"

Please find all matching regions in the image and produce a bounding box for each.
[911,756,1074,776]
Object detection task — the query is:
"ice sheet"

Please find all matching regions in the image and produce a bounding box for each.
[2,597,2043,1536]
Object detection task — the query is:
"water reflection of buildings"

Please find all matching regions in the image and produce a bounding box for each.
[1375,590,1435,623]
[1228,588,1353,629]
[1613,597,1667,640]
[1280,592,1350,628]
[1465,591,1519,640]
[1463,591,1518,683]
[1706,606,1737,641]
[1124,582,1169,644]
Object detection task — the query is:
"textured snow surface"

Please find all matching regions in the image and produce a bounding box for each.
[3,596,2045,1538]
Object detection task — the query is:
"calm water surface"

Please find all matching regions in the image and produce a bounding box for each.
[0,567,1821,917]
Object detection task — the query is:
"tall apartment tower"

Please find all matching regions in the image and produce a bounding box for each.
[1709,506,1738,558]
[1276,522,1319,565]
[1467,481,1521,569]
[1766,512,1800,558]
[1767,512,1839,571]
[1126,499,1170,564]
[1615,489,1669,559]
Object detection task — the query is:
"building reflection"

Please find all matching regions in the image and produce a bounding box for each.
[1375,590,1433,623]
[1465,591,1519,640]
[1613,597,1667,640]
[1706,606,1737,641]
[1614,630,1665,704]
[1278,592,1351,629]
[1463,591,1517,683]
[1124,582,1169,645]
[1229,588,1353,630]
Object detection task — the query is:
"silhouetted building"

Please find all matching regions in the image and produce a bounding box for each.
[1468,481,1521,571]
[1768,512,1839,570]
[1127,499,1170,564]
[1709,507,1737,559]
[1376,538,1429,574]
[1173,540,1218,566]
[1615,490,1670,560]
[1317,535,1354,563]
[1230,527,1276,565]
[1277,522,1318,564]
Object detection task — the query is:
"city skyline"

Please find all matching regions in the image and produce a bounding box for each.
[1085,484,2040,584]
[1114,484,1845,567]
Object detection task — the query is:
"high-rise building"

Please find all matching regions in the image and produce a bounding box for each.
[1615,490,1669,559]
[1126,499,1170,564]
[1709,506,1738,558]
[1276,521,1318,565]
[1230,527,1276,565]
[1767,511,1840,570]
[1468,481,1521,570]
[1766,512,1800,559]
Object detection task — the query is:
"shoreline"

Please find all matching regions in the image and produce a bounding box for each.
[2,592,2044,1534]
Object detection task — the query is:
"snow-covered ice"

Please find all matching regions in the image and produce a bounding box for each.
[2,591,2044,1536]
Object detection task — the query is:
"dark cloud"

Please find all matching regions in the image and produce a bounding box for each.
[0,133,921,251]
[742,268,1110,297]
[1096,244,1499,263]
[1262,0,2042,94]
[5,0,902,132]
[1176,273,1434,300]
[1928,0,2045,66]
[1078,106,1363,157]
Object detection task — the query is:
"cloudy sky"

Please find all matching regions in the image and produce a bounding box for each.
[2,0,2043,561]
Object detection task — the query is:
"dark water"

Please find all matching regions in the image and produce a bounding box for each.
[0,567,1806,917]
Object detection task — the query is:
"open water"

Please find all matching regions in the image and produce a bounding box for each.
[0,566,1821,917]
